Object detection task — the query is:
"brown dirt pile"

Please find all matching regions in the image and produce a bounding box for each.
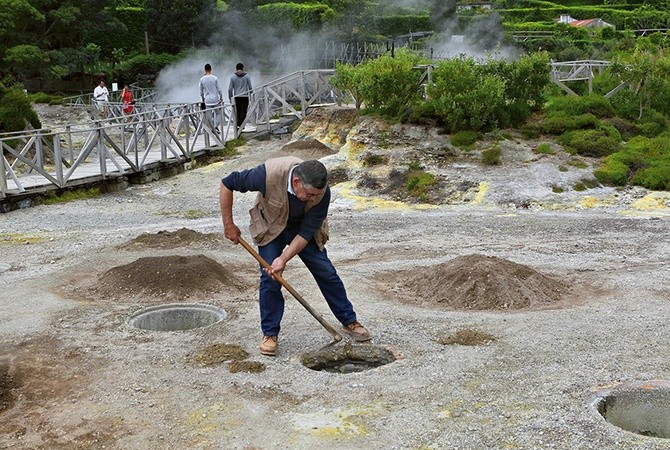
[118,228,221,250]
[271,138,337,160]
[0,357,16,412]
[191,343,249,366]
[190,343,266,373]
[93,254,244,301]
[439,329,497,346]
[396,254,571,311]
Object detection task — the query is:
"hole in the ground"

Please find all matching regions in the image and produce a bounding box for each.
[127,303,226,331]
[592,380,670,439]
[301,343,396,373]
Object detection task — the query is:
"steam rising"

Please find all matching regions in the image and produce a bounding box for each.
[155,0,521,101]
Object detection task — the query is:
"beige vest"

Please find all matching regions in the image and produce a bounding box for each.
[248,156,329,249]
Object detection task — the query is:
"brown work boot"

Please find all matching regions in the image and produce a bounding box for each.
[259,335,278,356]
[342,321,371,342]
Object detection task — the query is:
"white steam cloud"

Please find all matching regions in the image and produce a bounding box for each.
[154,49,264,104]
[154,2,522,101]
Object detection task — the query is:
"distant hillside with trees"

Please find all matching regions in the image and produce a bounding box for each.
[2,0,670,194]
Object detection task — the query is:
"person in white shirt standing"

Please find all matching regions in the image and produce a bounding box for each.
[199,63,223,131]
[93,80,109,118]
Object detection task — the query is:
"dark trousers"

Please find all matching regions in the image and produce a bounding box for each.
[234,96,249,129]
[257,228,357,336]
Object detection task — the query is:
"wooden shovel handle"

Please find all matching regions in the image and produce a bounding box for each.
[237,236,343,343]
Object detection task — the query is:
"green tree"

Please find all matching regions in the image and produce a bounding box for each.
[145,0,218,53]
[336,49,427,118]
[428,0,457,33]
[332,62,363,109]
[0,82,41,133]
[427,57,507,132]
[4,45,50,80]
[610,44,670,119]
[0,0,44,50]
[258,3,336,31]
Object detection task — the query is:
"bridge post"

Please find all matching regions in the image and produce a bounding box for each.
[54,134,64,186]
[35,134,44,169]
[0,147,7,199]
[97,129,107,178]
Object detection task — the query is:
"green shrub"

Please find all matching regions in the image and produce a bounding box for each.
[42,187,102,205]
[362,154,388,166]
[605,117,639,141]
[567,159,588,169]
[113,53,180,84]
[594,134,670,189]
[636,109,668,138]
[258,3,335,30]
[28,92,56,104]
[573,178,599,191]
[27,92,63,105]
[481,146,501,165]
[450,130,480,148]
[427,57,506,132]
[545,94,615,118]
[541,112,599,135]
[535,143,554,154]
[406,170,437,199]
[375,14,431,36]
[336,49,427,119]
[573,181,588,191]
[558,127,621,157]
[631,165,670,190]
[594,159,629,186]
[0,84,41,132]
[609,88,640,121]
[520,122,542,138]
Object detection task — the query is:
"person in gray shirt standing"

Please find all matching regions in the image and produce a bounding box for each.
[228,62,253,131]
[199,63,223,130]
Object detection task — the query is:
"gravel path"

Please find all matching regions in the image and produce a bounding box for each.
[1,113,670,449]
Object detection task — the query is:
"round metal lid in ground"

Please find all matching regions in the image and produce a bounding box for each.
[127,303,227,332]
[301,343,398,373]
[0,263,11,273]
[591,380,670,439]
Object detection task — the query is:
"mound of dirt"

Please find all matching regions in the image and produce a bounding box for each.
[118,228,221,250]
[271,138,337,160]
[191,343,249,367]
[0,357,16,412]
[93,255,243,301]
[395,254,571,311]
[438,329,497,346]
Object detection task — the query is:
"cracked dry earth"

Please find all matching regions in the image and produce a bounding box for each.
[1,106,670,449]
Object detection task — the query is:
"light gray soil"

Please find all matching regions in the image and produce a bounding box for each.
[1,106,670,449]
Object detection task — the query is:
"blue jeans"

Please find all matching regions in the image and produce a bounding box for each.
[257,228,357,336]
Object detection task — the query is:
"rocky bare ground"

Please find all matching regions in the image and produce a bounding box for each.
[1,106,670,449]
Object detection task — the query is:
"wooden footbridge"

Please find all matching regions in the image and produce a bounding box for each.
[1,69,339,212]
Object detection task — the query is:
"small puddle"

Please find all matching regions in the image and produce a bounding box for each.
[301,343,397,373]
[592,380,670,439]
[127,303,227,331]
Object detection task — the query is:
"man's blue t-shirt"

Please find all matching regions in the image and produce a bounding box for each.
[222,163,329,243]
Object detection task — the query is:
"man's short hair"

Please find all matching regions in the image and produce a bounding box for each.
[204,63,212,71]
[236,63,244,71]
[294,160,328,189]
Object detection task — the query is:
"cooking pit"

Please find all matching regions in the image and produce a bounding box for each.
[127,303,227,331]
[301,343,397,373]
[592,380,670,439]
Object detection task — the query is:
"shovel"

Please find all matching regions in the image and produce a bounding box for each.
[237,236,343,346]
